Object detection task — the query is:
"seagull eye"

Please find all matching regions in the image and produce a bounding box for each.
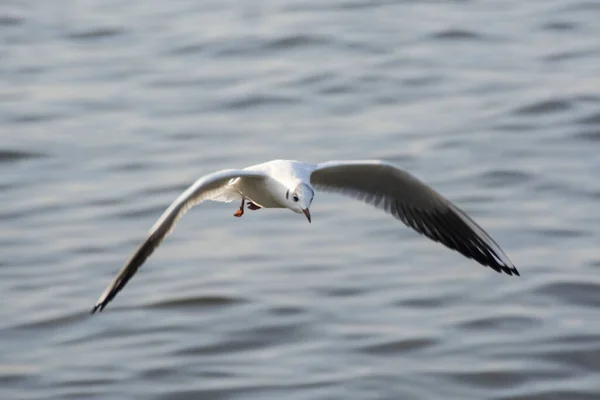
[292,195,299,202]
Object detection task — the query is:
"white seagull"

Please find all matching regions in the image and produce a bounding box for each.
[91,159,518,313]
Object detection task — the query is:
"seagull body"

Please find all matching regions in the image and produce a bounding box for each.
[92,159,518,313]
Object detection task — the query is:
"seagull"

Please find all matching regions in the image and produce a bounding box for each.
[91,159,518,313]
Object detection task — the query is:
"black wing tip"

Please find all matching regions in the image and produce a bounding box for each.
[90,302,105,314]
[493,263,519,277]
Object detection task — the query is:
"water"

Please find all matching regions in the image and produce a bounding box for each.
[2,0,600,399]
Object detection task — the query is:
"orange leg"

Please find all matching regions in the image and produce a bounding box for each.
[233,199,245,217]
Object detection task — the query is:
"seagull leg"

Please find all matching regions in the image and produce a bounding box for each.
[233,199,245,217]
[247,201,262,210]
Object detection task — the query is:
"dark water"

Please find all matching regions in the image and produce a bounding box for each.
[2,0,600,399]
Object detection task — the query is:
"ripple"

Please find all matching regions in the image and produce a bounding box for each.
[108,161,153,172]
[319,83,354,95]
[86,196,126,208]
[453,193,495,206]
[493,122,536,132]
[155,389,241,400]
[547,332,600,346]
[218,94,299,111]
[114,205,166,220]
[265,34,331,51]
[168,42,207,56]
[536,281,600,307]
[540,21,579,31]
[175,322,307,356]
[533,180,595,199]
[140,183,189,197]
[499,390,600,400]
[51,377,116,388]
[396,294,465,309]
[360,337,437,356]
[175,339,263,357]
[513,99,573,116]
[139,366,190,380]
[402,75,444,87]
[543,49,594,63]
[318,286,367,298]
[16,310,87,331]
[289,72,336,88]
[441,368,529,390]
[578,111,600,125]
[73,245,108,255]
[458,315,540,332]
[214,34,331,58]
[0,14,24,27]
[540,346,600,372]
[268,305,308,317]
[560,1,600,12]
[478,170,533,188]
[430,29,486,41]
[572,130,600,142]
[337,0,394,10]
[534,227,589,238]
[0,364,39,384]
[0,149,46,164]
[66,27,126,41]
[145,295,245,310]
[8,112,63,124]
[154,384,338,400]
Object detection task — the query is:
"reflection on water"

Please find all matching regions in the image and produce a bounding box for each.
[2,0,600,399]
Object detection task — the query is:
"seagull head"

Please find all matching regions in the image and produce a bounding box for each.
[287,183,314,223]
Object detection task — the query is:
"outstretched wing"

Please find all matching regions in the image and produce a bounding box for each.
[310,160,518,276]
[91,169,266,313]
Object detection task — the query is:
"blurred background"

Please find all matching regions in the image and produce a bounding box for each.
[1,0,600,399]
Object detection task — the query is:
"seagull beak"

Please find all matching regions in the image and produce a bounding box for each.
[302,208,311,223]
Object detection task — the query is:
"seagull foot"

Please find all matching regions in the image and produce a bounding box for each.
[234,198,246,217]
[247,202,262,210]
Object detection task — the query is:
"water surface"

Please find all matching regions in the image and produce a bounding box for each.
[2,0,600,399]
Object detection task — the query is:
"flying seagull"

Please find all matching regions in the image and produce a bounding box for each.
[91,159,518,313]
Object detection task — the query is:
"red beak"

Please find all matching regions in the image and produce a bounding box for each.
[302,208,311,223]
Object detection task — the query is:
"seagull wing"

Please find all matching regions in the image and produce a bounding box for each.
[91,169,267,313]
[310,160,518,276]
